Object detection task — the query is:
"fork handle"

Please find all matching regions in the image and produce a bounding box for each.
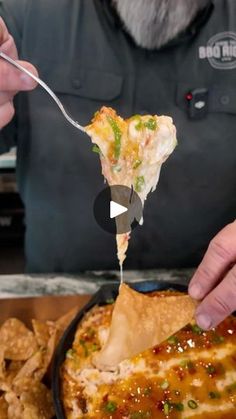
[0,51,85,133]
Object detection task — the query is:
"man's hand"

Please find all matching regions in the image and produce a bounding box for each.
[0,17,38,129]
[189,221,236,330]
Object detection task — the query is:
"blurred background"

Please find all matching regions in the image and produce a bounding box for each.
[0,149,25,273]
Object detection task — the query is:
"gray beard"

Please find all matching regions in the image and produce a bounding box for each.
[113,0,210,49]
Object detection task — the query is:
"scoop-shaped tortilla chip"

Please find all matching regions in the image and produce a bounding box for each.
[94,284,197,370]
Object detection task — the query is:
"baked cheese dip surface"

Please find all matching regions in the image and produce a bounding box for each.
[61,292,236,419]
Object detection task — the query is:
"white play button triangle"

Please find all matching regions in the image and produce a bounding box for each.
[110,200,128,219]
[94,185,143,234]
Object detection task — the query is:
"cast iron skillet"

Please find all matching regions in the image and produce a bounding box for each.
[52,280,188,418]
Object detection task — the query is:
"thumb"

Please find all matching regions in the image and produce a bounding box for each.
[0,17,9,44]
[0,17,18,58]
[0,59,38,91]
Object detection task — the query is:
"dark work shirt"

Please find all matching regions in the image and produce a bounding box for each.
[0,0,236,272]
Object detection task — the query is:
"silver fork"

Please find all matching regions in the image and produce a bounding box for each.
[0,51,85,133]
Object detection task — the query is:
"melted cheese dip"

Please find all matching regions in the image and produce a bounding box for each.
[61,292,236,418]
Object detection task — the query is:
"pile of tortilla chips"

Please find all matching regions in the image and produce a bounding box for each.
[0,308,77,418]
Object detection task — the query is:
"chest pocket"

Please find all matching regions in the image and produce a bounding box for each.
[176,82,236,119]
[39,63,123,102]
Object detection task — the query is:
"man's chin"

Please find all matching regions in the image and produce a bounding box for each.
[113,0,210,49]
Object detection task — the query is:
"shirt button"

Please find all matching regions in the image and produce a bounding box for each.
[220,95,230,105]
[72,78,81,89]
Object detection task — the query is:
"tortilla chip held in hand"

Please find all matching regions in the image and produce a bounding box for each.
[94,284,197,370]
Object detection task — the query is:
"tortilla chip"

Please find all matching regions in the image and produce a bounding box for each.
[0,380,11,393]
[32,320,51,349]
[0,346,5,379]
[16,378,54,419]
[94,283,198,370]
[35,329,57,381]
[0,319,38,361]
[0,308,78,417]
[5,390,24,419]
[31,319,59,381]
[3,361,25,387]
[13,351,43,383]
[22,405,39,419]
[0,395,8,418]
[8,361,25,375]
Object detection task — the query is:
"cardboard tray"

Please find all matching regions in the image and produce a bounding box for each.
[52,281,188,419]
[0,294,91,327]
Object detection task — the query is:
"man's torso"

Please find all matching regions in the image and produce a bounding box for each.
[1,0,236,272]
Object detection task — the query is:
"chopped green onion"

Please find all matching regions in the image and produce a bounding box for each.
[107,116,122,160]
[230,382,236,391]
[133,159,142,169]
[130,114,141,120]
[187,361,195,368]
[163,402,170,415]
[180,359,195,371]
[91,343,99,352]
[160,380,169,390]
[135,120,143,131]
[187,400,198,409]
[111,164,121,173]
[191,324,203,334]
[212,334,224,344]
[163,401,184,415]
[143,387,152,396]
[206,365,215,375]
[92,144,101,154]
[144,118,157,130]
[105,401,117,413]
[167,336,179,345]
[226,382,236,393]
[130,115,143,131]
[134,176,145,193]
[208,391,221,399]
[106,298,115,305]
[173,403,184,412]
[79,339,89,357]
[66,348,76,359]
[180,360,188,368]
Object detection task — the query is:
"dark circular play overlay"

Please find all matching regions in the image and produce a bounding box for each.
[93,185,143,235]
